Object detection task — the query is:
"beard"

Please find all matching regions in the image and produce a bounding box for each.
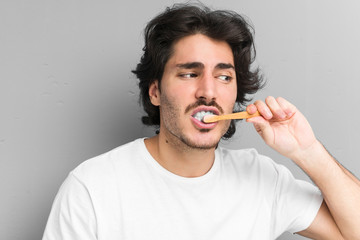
[159,93,231,151]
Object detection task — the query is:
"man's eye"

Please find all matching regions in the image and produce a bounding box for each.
[180,73,198,78]
[218,75,232,81]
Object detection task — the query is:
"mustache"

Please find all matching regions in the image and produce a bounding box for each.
[184,99,224,115]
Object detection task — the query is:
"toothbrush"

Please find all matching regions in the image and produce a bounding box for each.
[203,111,261,123]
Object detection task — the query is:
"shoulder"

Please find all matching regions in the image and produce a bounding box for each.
[218,147,280,171]
[71,138,145,184]
[216,146,296,187]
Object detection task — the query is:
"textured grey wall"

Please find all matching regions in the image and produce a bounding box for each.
[1,1,359,240]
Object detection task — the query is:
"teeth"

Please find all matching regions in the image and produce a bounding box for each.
[193,111,215,122]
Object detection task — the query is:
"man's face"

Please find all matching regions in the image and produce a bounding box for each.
[150,34,237,149]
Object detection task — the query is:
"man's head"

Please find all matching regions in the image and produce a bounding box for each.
[133,3,263,139]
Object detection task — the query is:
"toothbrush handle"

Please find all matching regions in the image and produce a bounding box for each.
[204,111,260,123]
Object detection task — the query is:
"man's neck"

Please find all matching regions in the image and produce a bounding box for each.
[144,134,216,178]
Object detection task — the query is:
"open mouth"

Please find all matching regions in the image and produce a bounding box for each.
[192,110,218,123]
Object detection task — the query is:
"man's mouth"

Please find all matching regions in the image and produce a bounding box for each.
[190,106,220,129]
[192,110,217,123]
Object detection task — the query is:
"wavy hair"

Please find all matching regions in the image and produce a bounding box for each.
[132,3,264,139]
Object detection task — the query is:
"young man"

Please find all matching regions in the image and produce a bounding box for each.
[43,3,360,240]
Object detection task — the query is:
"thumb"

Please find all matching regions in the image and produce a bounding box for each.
[247,116,273,142]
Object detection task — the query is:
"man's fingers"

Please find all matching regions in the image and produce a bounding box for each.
[276,97,297,117]
[254,100,273,120]
[246,104,257,115]
[249,96,295,120]
[265,96,287,120]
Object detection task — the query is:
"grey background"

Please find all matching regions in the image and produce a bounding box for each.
[1,0,360,240]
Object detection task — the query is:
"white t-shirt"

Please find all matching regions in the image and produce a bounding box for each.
[43,138,323,240]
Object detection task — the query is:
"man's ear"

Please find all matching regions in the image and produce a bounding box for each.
[149,80,160,106]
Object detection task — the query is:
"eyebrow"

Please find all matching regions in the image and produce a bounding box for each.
[176,62,204,69]
[216,63,235,70]
[175,62,235,70]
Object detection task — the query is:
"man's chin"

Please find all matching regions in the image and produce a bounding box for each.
[180,134,220,150]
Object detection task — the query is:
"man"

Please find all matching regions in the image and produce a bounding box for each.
[43,3,360,240]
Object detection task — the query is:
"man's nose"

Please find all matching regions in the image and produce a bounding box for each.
[195,73,217,102]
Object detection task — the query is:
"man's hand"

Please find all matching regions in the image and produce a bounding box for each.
[247,96,360,239]
[246,96,317,161]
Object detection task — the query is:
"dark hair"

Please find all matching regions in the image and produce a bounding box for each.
[132,3,264,139]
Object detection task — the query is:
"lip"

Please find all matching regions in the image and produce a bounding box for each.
[191,106,220,116]
[190,106,220,130]
[191,116,217,129]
